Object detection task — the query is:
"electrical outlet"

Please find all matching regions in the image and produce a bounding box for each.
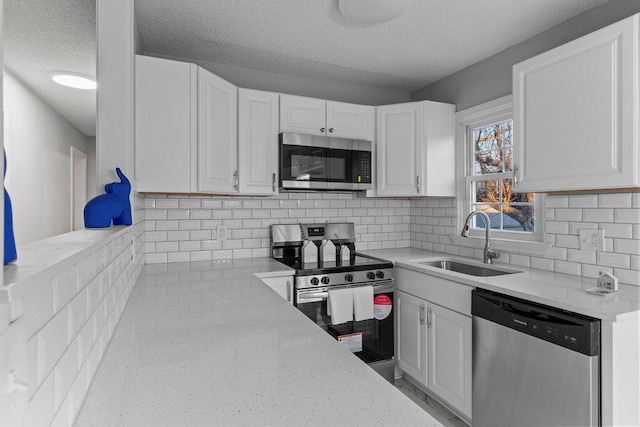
[216,225,227,241]
[579,229,605,252]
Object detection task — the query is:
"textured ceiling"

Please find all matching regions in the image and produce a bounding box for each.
[4,0,96,137]
[135,0,610,92]
[3,0,611,139]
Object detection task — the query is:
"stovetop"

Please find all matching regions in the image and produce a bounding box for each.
[277,253,393,276]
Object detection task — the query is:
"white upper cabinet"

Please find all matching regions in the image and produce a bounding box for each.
[513,13,640,192]
[280,94,373,140]
[280,94,326,135]
[197,67,238,194]
[238,89,280,195]
[326,100,374,139]
[376,101,455,197]
[135,55,197,193]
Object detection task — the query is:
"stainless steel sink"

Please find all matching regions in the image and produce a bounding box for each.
[417,259,521,277]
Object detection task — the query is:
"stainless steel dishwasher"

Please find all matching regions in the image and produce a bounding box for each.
[472,289,600,427]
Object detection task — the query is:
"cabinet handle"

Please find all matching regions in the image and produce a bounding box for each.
[320,127,325,133]
[513,166,519,186]
[233,170,239,190]
[427,308,432,328]
[286,280,291,303]
[419,305,425,324]
[329,127,334,133]
[272,173,277,192]
[416,176,421,194]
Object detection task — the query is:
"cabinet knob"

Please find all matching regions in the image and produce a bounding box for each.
[329,128,334,133]
[320,127,325,133]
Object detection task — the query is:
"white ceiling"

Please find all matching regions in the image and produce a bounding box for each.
[4,0,96,137]
[3,0,611,138]
[136,0,610,92]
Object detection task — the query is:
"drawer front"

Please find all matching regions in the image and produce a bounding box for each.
[396,267,472,316]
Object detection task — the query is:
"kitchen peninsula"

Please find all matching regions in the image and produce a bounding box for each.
[74,258,441,426]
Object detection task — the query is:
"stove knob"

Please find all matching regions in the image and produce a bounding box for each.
[367,271,376,280]
[376,271,385,279]
[321,276,330,285]
[310,277,319,286]
[345,274,354,282]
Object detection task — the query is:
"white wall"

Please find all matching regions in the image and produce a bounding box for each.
[145,52,409,106]
[3,71,90,245]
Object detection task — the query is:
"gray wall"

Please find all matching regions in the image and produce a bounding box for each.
[145,51,410,106]
[411,0,640,110]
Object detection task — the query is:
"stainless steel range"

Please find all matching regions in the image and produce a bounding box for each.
[271,222,395,382]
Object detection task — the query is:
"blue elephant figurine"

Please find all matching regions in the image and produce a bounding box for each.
[84,168,132,228]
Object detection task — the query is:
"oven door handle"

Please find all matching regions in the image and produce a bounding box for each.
[297,280,393,302]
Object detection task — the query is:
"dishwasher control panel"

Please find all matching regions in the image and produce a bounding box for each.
[472,289,600,356]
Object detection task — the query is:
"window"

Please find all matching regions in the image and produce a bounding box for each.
[469,119,535,233]
[456,96,544,247]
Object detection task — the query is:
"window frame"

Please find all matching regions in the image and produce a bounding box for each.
[454,95,550,255]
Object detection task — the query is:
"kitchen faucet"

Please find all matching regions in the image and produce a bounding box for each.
[461,211,500,264]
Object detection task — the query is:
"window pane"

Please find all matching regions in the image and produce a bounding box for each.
[502,179,535,203]
[471,205,501,229]
[474,149,504,174]
[473,180,500,203]
[503,205,535,232]
[502,146,513,172]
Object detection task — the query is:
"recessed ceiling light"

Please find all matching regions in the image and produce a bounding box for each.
[338,0,415,24]
[50,72,97,90]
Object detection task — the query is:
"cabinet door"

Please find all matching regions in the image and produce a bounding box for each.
[280,94,326,135]
[260,276,293,304]
[427,303,472,419]
[376,102,423,196]
[135,55,197,192]
[238,89,279,195]
[326,101,374,140]
[396,291,427,387]
[422,101,456,197]
[197,68,238,193]
[513,14,639,192]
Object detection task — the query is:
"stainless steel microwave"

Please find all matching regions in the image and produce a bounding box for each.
[279,132,372,191]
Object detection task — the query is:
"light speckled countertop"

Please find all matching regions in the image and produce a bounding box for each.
[362,248,640,322]
[75,257,441,427]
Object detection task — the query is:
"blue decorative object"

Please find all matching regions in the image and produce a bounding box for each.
[84,168,132,228]
[4,151,17,264]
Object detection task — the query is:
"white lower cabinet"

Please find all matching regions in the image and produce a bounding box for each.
[395,267,472,421]
[396,291,428,385]
[260,276,293,304]
[427,302,472,418]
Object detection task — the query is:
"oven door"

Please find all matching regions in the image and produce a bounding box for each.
[295,281,394,363]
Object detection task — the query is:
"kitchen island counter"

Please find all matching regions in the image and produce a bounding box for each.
[75,258,440,426]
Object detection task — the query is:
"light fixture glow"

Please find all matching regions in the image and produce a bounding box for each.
[338,0,415,24]
[50,72,96,90]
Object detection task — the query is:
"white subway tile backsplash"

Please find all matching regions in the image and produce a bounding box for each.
[614,239,640,255]
[582,208,614,222]
[568,195,598,208]
[613,268,640,286]
[546,196,569,208]
[598,193,632,208]
[614,208,640,224]
[597,252,631,269]
[155,199,179,209]
[567,249,597,264]
[555,260,582,276]
[555,208,582,222]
